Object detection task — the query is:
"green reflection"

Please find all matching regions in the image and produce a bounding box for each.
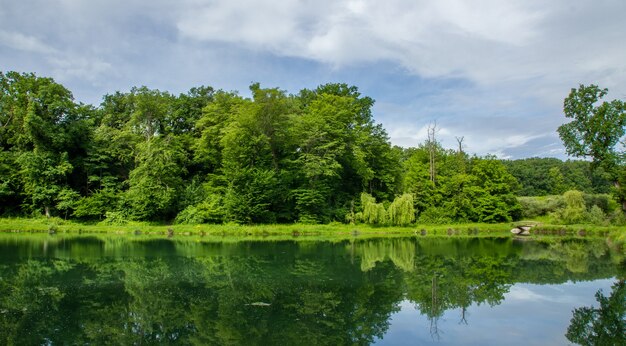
[0,235,622,345]
[566,280,625,346]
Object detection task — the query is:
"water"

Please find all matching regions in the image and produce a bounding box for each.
[0,234,623,345]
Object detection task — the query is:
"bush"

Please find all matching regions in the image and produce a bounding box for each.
[418,207,453,224]
[587,205,607,225]
[607,209,626,226]
[551,190,587,224]
[175,195,226,224]
[583,194,612,213]
[100,211,129,225]
[518,196,565,218]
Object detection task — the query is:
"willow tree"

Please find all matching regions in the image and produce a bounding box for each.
[388,193,415,226]
[360,192,387,225]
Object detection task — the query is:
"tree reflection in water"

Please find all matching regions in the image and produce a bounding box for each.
[566,280,625,346]
[0,235,622,345]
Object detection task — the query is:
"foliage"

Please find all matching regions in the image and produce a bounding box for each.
[504,157,610,196]
[387,193,415,226]
[517,196,565,218]
[0,235,620,345]
[404,149,521,223]
[566,280,625,346]
[124,136,187,220]
[558,85,626,170]
[175,194,225,224]
[0,71,621,226]
[359,192,387,225]
[557,84,626,210]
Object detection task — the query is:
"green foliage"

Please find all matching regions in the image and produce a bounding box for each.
[405,152,521,223]
[418,206,453,224]
[124,136,187,220]
[557,84,626,210]
[587,205,607,226]
[224,168,280,224]
[17,151,73,216]
[100,211,128,225]
[566,281,625,346]
[558,85,626,170]
[55,188,80,220]
[175,194,226,224]
[1,72,622,225]
[503,157,610,196]
[552,190,587,225]
[517,196,565,218]
[73,188,119,220]
[387,194,415,226]
[359,192,387,225]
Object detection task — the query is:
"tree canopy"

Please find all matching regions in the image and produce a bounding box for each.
[2,71,620,224]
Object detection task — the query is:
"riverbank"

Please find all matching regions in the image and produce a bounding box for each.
[0,217,623,246]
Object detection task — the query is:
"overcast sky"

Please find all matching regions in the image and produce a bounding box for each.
[1,0,625,158]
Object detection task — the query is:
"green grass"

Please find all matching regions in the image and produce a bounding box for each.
[0,217,623,246]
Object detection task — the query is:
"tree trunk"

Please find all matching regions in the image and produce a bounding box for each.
[44,206,51,218]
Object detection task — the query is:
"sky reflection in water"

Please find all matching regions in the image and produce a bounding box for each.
[377,279,615,345]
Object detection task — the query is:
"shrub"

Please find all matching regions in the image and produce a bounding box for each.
[418,206,453,224]
[587,205,607,225]
[552,190,587,224]
[101,211,129,225]
[175,195,226,224]
[518,196,565,218]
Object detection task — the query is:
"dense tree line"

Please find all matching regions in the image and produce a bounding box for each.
[0,72,621,224]
[503,158,611,196]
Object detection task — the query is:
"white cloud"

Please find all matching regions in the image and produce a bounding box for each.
[49,57,113,83]
[0,30,57,54]
[175,0,626,93]
[1,0,624,158]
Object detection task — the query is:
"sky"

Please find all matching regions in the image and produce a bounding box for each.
[1,0,625,159]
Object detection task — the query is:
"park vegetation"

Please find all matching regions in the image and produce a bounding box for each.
[1,71,625,227]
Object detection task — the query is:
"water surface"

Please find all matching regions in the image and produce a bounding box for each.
[0,234,623,345]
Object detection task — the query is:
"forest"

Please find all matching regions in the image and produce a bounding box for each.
[1,71,625,226]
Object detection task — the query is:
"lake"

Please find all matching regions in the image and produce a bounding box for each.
[0,234,623,345]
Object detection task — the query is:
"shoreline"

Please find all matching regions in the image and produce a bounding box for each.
[0,217,623,245]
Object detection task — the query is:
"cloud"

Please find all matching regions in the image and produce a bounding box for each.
[175,1,626,91]
[49,57,113,83]
[0,30,57,54]
[1,0,624,158]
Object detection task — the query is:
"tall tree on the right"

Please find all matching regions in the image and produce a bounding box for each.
[557,84,626,210]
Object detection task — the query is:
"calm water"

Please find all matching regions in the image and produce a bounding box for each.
[0,234,623,345]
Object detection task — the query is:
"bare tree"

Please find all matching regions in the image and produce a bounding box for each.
[455,136,464,154]
[427,123,438,185]
[455,136,465,174]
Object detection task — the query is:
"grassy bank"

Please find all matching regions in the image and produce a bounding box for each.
[0,217,623,245]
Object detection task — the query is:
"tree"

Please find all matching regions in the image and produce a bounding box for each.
[558,84,626,209]
[387,193,415,226]
[566,280,625,346]
[124,136,187,220]
[0,72,87,217]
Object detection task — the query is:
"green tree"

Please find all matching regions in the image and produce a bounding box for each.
[558,84,626,209]
[0,71,89,217]
[387,193,415,226]
[124,136,187,220]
